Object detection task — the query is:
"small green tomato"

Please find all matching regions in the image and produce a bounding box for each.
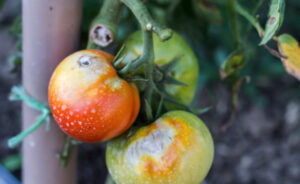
[121,31,199,108]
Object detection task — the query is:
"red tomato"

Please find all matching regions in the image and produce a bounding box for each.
[48,49,140,142]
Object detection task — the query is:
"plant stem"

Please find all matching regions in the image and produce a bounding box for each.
[141,31,154,81]
[121,0,172,41]
[9,86,47,111]
[244,0,265,37]
[8,85,51,148]
[123,30,154,74]
[8,109,50,148]
[87,0,123,48]
[228,0,239,49]
[141,31,155,121]
[221,76,243,131]
[236,2,264,37]
[119,0,162,120]
[60,136,73,167]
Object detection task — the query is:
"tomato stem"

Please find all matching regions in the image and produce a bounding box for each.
[236,2,264,37]
[87,0,123,48]
[121,0,172,41]
[228,0,240,49]
[59,136,78,167]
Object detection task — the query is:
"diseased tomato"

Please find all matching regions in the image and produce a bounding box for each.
[121,31,199,108]
[48,50,140,142]
[106,111,214,184]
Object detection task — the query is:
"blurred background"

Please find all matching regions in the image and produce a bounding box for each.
[0,0,300,183]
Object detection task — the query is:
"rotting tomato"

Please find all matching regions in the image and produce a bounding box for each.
[106,111,214,184]
[48,49,140,142]
[121,31,199,108]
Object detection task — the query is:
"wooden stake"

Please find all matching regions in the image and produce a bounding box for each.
[22,0,82,183]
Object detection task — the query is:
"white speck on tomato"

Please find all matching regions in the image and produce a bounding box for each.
[61,105,66,110]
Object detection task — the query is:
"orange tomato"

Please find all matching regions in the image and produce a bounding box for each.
[48,49,140,142]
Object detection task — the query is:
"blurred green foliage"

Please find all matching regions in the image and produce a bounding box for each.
[1,153,21,172]
[0,0,5,10]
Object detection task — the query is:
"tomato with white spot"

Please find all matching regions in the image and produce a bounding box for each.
[48,49,140,142]
[106,111,214,184]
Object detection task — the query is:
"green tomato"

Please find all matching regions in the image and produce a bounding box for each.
[106,111,214,184]
[121,31,199,107]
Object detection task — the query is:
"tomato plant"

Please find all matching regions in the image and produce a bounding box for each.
[7,0,300,183]
[48,49,140,142]
[106,111,214,184]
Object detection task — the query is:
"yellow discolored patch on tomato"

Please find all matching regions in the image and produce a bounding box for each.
[49,50,116,105]
[104,77,123,91]
[123,116,198,183]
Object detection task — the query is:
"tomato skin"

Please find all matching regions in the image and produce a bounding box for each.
[48,49,140,142]
[106,111,214,184]
[121,31,199,107]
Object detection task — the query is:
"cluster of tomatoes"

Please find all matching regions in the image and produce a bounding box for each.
[48,31,214,184]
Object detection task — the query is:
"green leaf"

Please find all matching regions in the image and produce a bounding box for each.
[164,76,187,86]
[220,49,245,79]
[277,34,300,80]
[161,55,183,72]
[260,0,285,45]
[190,106,211,115]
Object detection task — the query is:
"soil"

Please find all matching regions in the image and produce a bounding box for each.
[0,1,300,184]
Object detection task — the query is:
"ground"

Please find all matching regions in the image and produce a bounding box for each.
[0,1,300,184]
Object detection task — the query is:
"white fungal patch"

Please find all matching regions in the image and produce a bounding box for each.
[78,121,82,125]
[71,122,74,126]
[125,119,175,167]
[79,56,91,66]
[61,105,66,110]
[53,106,56,110]
[66,123,70,127]
[70,111,73,115]
[91,109,96,113]
[76,53,110,82]
[105,77,122,90]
